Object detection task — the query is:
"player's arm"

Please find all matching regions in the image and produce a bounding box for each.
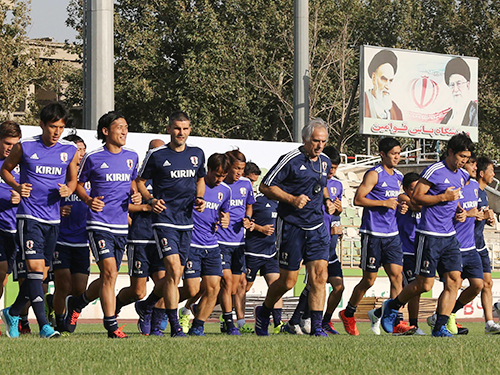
[412,178,460,206]
[59,151,79,197]
[194,177,206,212]
[260,183,310,209]
[243,204,255,230]
[76,181,105,212]
[128,203,152,213]
[130,180,142,205]
[398,192,421,212]
[0,143,32,197]
[136,177,165,214]
[465,207,478,218]
[323,187,338,215]
[354,170,396,209]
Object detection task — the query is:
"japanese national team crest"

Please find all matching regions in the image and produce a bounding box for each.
[246,268,251,275]
[461,178,465,187]
[26,240,34,250]
[161,238,168,247]
[240,187,247,196]
[369,257,376,265]
[330,187,337,196]
[18,262,24,270]
[135,261,142,270]
[98,240,106,249]
[190,156,199,167]
[60,152,68,163]
[54,251,59,260]
[322,161,328,171]
[186,261,193,269]
[474,189,478,198]
[218,192,224,201]
[14,165,20,174]
[423,260,430,270]
[84,181,91,190]
[127,159,134,170]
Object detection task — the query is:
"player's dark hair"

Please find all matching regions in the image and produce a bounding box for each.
[468,151,477,163]
[402,172,420,189]
[379,137,400,154]
[477,156,494,176]
[244,161,261,176]
[40,102,69,125]
[207,153,231,173]
[323,145,341,165]
[97,111,126,144]
[0,120,21,139]
[226,148,246,165]
[64,130,86,148]
[446,132,474,155]
[168,111,190,128]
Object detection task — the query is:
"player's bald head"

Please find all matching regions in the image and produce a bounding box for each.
[148,139,165,150]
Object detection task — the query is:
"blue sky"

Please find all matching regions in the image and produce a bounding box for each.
[27,0,76,42]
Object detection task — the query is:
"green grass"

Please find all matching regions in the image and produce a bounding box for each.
[1,323,500,374]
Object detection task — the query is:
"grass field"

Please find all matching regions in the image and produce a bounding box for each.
[1,322,500,374]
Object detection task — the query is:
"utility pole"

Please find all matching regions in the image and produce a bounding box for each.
[293,0,309,142]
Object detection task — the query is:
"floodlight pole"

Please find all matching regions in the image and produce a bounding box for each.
[83,0,114,130]
[293,0,309,142]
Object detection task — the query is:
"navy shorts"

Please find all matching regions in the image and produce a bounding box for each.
[461,250,484,280]
[478,249,491,274]
[360,234,403,272]
[403,254,416,286]
[415,233,461,277]
[17,218,58,263]
[245,254,280,283]
[53,243,91,275]
[12,253,26,281]
[0,230,17,274]
[184,245,223,279]
[328,234,342,278]
[153,226,191,267]
[219,244,246,275]
[128,241,165,278]
[88,230,127,268]
[277,220,329,271]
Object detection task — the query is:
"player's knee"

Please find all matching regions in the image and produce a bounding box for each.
[332,283,345,294]
[472,280,484,294]
[483,279,493,290]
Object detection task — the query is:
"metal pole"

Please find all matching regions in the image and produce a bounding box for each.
[83,0,114,130]
[293,0,309,142]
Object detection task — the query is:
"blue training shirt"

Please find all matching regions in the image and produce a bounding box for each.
[78,146,139,235]
[262,146,331,228]
[0,160,20,233]
[128,180,155,245]
[57,181,91,246]
[216,177,255,246]
[474,187,489,252]
[244,193,278,257]
[417,161,468,236]
[323,176,343,240]
[17,135,77,224]
[396,199,421,255]
[139,144,206,230]
[359,164,403,237]
[454,179,478,251]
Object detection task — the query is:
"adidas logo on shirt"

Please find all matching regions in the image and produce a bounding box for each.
[381,182,388,187]
[100,162,109,169]
[299,165,307,170]
[163,160,171,167]
[30,153,39,160]
[32,296,43,303]
[266,203,271,207]
[444,178,450,183]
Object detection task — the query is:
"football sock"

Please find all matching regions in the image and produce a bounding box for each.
[10,281,29,316]
[310,310,323,332]
[272,308,282,327]
[434,314,449,331]
[452,300,465,314]
[103,315,118,332]
[373,307,382,318]
[223,312,235,330]
[387,297,404,311]
[26,272,49,329]
[409,318,418,328]
[344,302,357,318]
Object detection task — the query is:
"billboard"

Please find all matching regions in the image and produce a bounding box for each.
[360,45,479,142]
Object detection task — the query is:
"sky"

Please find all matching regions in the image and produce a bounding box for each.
[27,0,76,42]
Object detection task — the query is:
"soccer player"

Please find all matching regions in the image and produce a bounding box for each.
[340,137,414,336]
[51,133,89,332]
[394,172,424,335]
[216,149,255,335]
[134,111,206,337]
[475,156,500,333]
[284,145,344,335]
[381,132,473,337]
[254,118,335,337]
[242,162,283,333]
[0,121,22,320]
[182,153,231,336]
[65,111,140,338]
[115,139,167,336]
[0,103,79,339]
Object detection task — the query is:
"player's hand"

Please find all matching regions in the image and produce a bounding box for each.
[333,198,342,212]
[292,194,310,209]
[152,198,166,214]
[260,224,275,236]
[487,208,495,221]
[475,208,485,221]
[219,211,230,229]
[61,205,72,217]
[398,201,408,214]
[455,204,466,222]
[88,196,105,212]
[194,197,205,213]
[383,198,398,210]
[243,217,255,231]
[16,183,32,198]
[58,183,71,198]
[443,187,460,202]
[10,190,20,204]
[325,199,335,215]
[130,188,142,205]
